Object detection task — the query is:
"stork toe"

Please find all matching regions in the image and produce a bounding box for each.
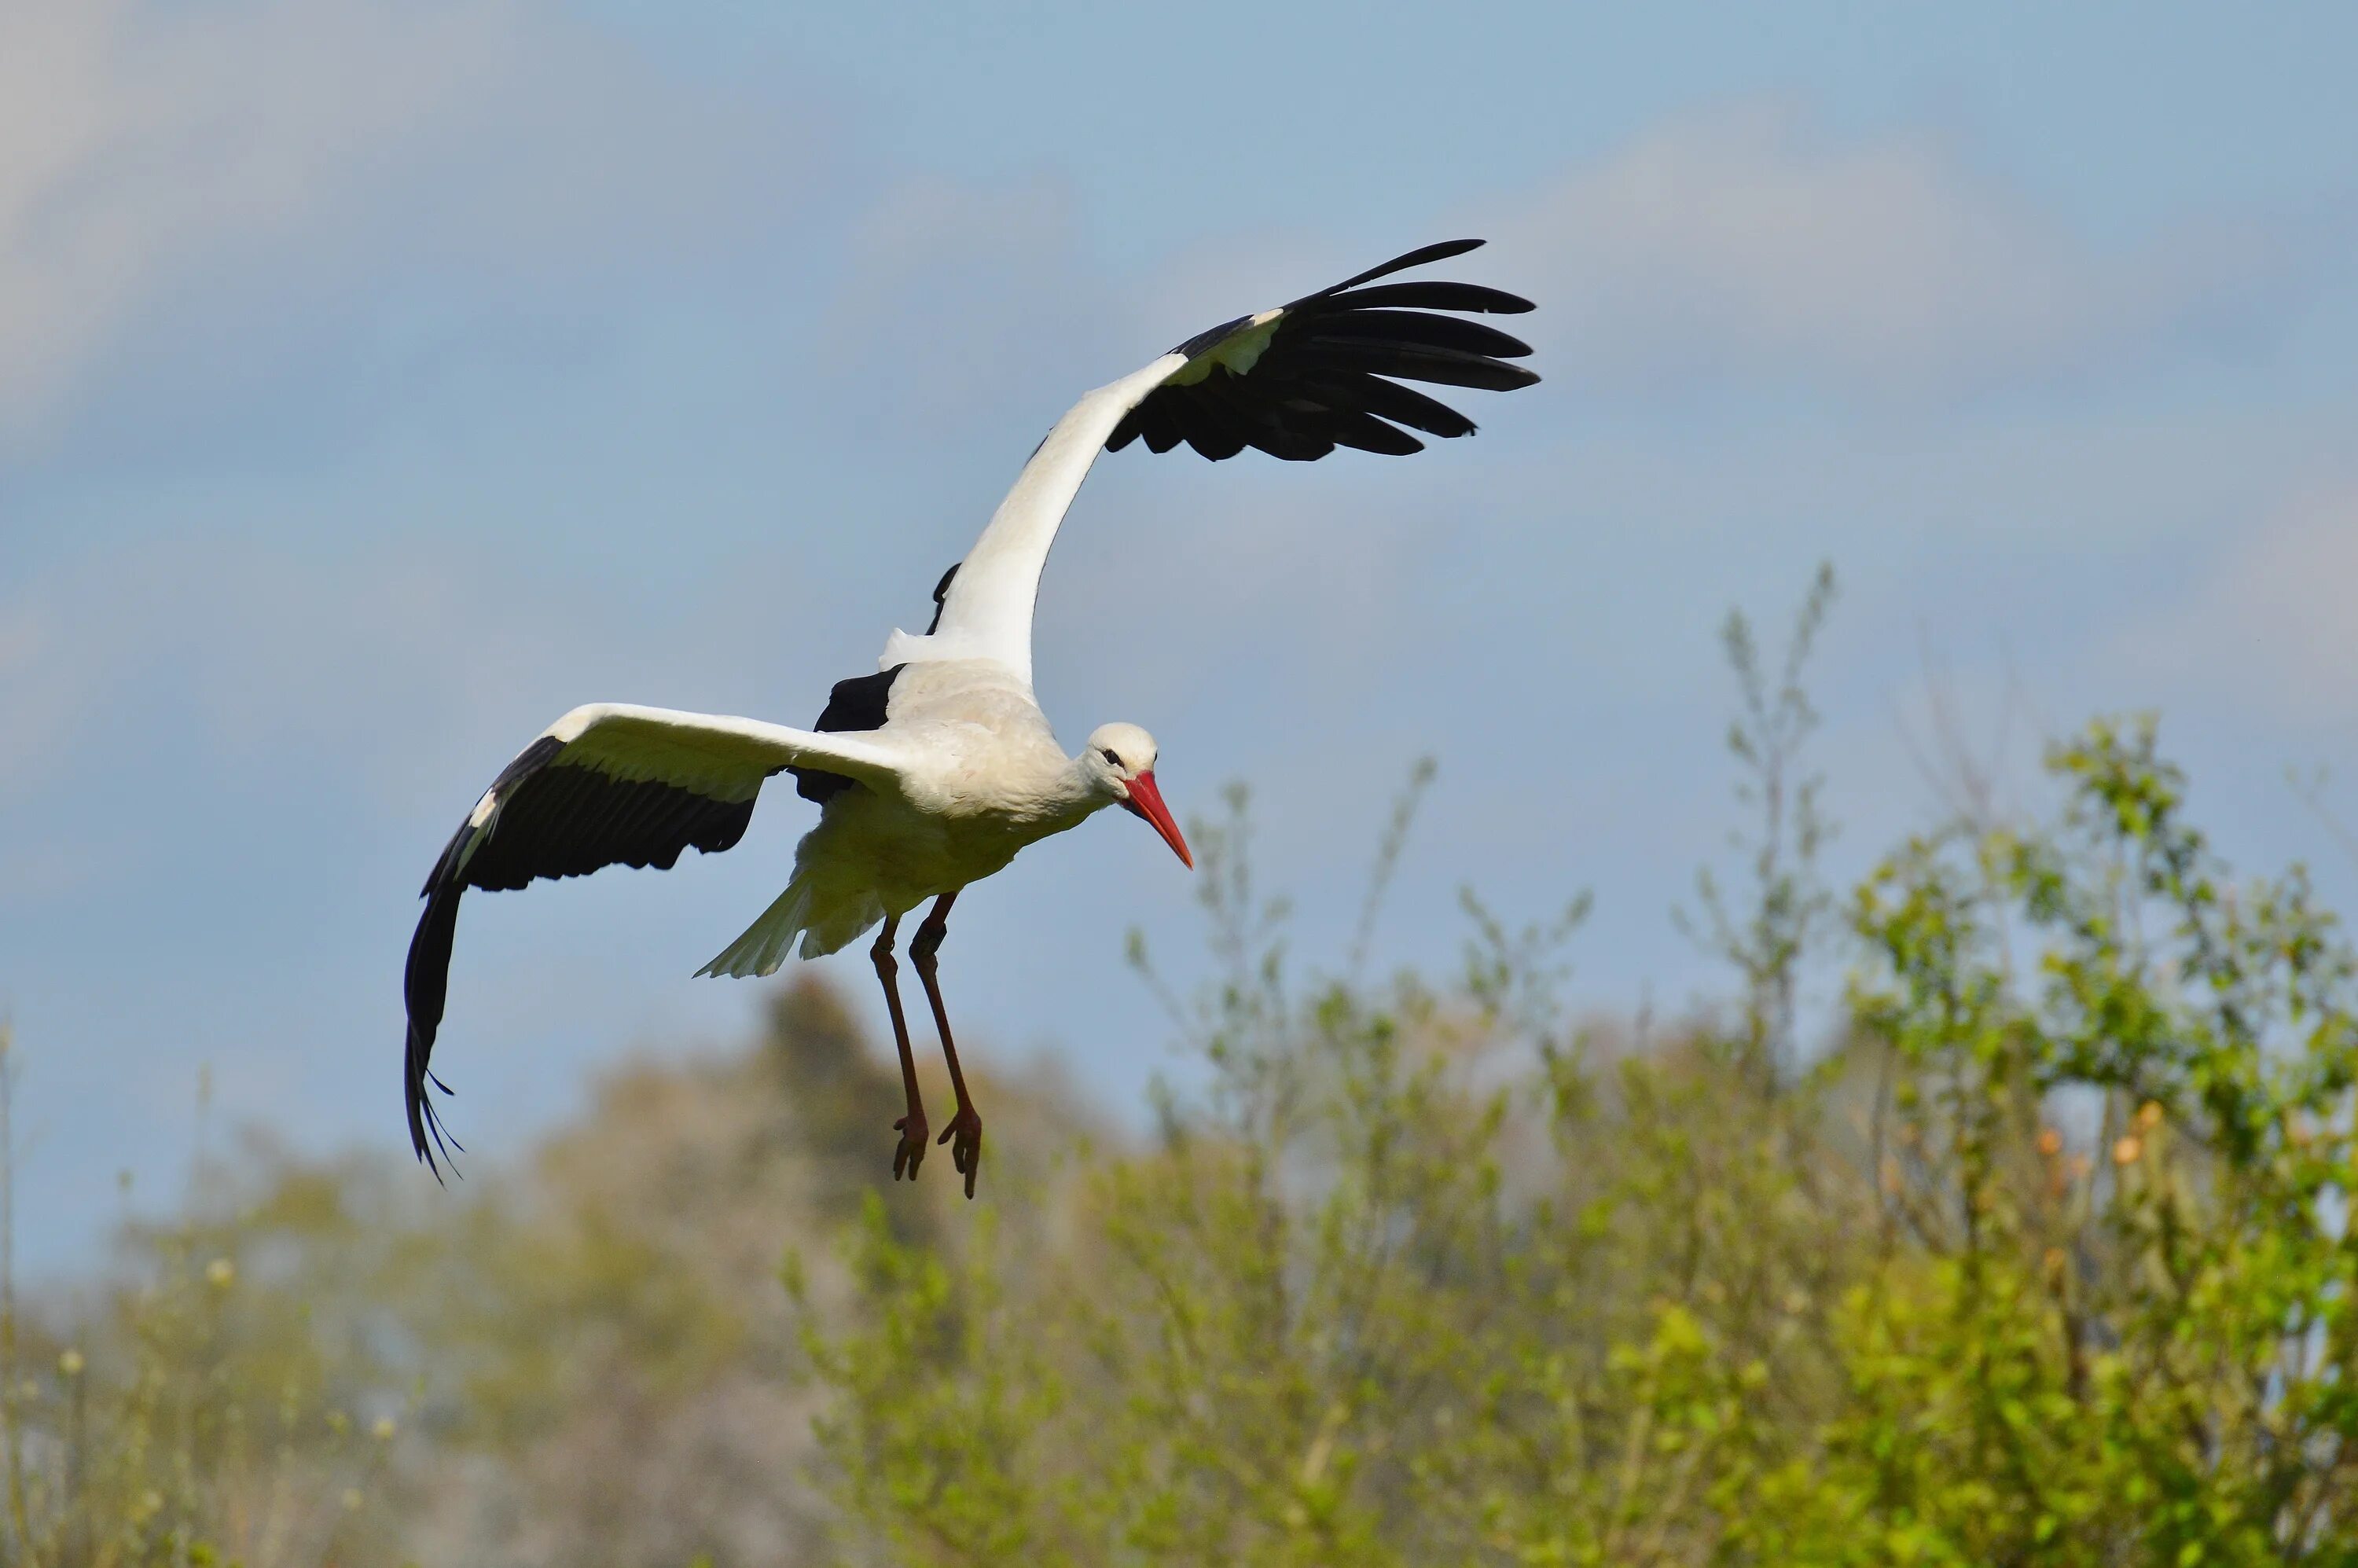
[938,1106,982,1199]
[892,1111,929,1180]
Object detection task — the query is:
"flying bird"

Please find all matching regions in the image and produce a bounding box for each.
[404,238,1538,1195]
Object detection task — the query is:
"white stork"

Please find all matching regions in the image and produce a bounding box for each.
[405,238,1537,1195]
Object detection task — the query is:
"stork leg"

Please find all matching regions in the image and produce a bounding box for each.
[911,890,982,1199]
[872,915,927,1181]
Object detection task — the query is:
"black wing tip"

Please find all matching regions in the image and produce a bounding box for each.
[405,1022,461,1184]
[1318,237,1490,297]
[1328,281,1537,317]
[1114,238,1534,464]
[1378,237,1486,271]
[404,986,467,1183]
[404,874,468,1183]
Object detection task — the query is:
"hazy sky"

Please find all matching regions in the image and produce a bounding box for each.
[5,0,2355,1272]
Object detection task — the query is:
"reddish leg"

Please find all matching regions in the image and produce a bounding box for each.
[871,916,927,1181]
[911,890,982,1199]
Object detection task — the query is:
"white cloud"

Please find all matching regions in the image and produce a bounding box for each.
[1483,103,2286,400]
[0,0,821,451]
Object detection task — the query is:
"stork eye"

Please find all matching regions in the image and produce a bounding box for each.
[1100,747,1123,767]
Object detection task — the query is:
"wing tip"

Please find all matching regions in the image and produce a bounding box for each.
[1323,237,1490,296]
[405,1019,463,1184]
[404,876,468,1183]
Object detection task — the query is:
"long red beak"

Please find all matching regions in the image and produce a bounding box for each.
[1119,770,1192,868]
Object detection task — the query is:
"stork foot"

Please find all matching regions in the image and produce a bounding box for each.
[892,1111,929,1181]
[936,1104,982,1199]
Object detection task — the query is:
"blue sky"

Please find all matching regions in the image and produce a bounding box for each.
[4,0,2355,1272]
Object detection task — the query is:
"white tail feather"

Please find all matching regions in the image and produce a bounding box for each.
[698,882,808,978]
[699,873,886,978]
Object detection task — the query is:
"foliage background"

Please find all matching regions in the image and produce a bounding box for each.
[9,575,2358,1565]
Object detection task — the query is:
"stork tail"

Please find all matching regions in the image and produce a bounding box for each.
[699,872,884,977]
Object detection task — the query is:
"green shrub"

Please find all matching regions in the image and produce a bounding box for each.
[796,586,2358,1566]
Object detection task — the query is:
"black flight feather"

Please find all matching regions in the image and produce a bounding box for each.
[1108,237,1537,465]
[1314,373,1478,439]
[1176,385,1254,460]
[1301,310,1533,360]
[404,733,761,1178]
[1317,407,1427,457]
[1320,237,1486,294]
[1290,340,1541,392]
[1321,280,1536,315]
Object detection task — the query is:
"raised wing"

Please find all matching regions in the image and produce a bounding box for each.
[1110,238,1537,461]
[403,703,904,1175]
[896,239,1537,684]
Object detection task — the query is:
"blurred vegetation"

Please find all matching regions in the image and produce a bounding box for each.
[10,567,2358,1563]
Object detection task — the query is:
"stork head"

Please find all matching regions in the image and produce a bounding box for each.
[1083,722,1192,868]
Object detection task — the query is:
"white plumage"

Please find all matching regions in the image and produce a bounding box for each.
[404,239,1538,1195]
[696,662,1124,977]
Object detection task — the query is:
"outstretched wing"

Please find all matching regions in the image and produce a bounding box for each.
[1109,237,1537,461]
[404,703,905,1176]
[898,239,1537,684]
